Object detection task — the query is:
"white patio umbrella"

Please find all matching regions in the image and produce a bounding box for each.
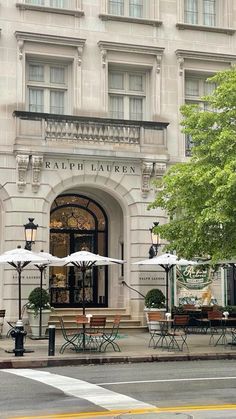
[0,246,52,320]
[63,250,124,315]
[33,251,65,338]
[133,252,198,311]
[63,250,124,350]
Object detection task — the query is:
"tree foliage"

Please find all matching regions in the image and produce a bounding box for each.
[149,67,236,262]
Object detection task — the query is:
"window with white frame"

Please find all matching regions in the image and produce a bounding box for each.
[25,0,68,8]
[27,61,68,114]
[108,70,146,120]
[184,0,216,26]
[185,75,216,155]
[108,0,144,18]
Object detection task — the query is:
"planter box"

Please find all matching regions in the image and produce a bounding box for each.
[27,309,51,338]
[144,308,166,332]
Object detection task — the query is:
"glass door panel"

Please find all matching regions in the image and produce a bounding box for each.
[73,233,95,305]
[50,232,70,304]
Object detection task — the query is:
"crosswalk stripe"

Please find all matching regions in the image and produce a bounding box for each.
[3,369,154,411]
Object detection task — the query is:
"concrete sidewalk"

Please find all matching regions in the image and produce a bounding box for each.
[0,331,236,369]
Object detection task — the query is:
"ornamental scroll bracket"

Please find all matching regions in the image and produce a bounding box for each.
[154,162,167,178]
[153,162,167,191]
[156,54,162,73]
[16,154,29,192]
[100,49,107,68]
[31,155,43,193]
[177,56,184,76]
[77,46,84,66]
[141,161,154,197]
[17,39,24,60]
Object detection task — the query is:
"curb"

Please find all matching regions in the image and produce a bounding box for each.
[0,351,236,369]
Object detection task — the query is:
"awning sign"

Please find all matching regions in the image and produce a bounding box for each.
[176,265,212,290]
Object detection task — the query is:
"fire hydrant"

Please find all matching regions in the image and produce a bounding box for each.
[10,320,27,357]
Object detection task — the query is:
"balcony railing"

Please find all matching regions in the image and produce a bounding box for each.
[13,111,169,153]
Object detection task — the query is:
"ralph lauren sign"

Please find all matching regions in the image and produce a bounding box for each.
[44,160,137,174]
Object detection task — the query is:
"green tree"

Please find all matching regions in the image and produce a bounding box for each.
[149,67,236,262]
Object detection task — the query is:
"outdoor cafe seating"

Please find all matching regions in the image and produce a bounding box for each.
[59,314,122,353]
[147,312,189,352]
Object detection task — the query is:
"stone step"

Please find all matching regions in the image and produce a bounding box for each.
[48,307,147,334]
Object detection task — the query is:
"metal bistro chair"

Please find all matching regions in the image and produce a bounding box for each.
[147,311,164,348]
[74,314,90,350]
[99,315,121,352]
[85,316,106,351]
[169,315,189,351]
[208,310,223,345]
[59,317,78,354]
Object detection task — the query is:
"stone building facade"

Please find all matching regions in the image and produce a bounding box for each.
[0,0,235,322]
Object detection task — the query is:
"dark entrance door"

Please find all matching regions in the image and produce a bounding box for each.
[49,194,108,308]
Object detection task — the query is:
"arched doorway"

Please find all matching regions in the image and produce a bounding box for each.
[49,193,108,308]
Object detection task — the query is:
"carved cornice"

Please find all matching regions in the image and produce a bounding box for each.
[16,155,29,192]
[176,49,236,64]
[141,161,153,197]
[98,41,165,57]
[15,31,86,61]
[31,155,43,193]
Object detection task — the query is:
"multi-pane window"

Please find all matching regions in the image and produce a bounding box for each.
[25,0,67,8]
[27,62,67,114]
[185,76,216,109]
[108,70,145,120]
[185,76,216,155]
[108,0,144,18]
[184,0,216,26]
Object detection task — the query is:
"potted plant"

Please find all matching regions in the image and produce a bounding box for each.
[26,287,52,338]
[144,288,166,331]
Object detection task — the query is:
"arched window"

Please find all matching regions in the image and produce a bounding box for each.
[49,194,108,307]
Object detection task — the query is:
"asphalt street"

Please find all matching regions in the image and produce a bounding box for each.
[1,360,236,418]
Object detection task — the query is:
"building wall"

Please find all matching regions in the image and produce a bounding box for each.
[0,0,235,322]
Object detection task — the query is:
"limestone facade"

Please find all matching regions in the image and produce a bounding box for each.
[0,0,235,322]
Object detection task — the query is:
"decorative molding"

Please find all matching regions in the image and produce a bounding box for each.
[175,49,236,64]
[156,54,162,73]
[98,41,165,58]
[16,2,85,18]
[77,46,84,66]
[15,31,86,53]
[154,162,166,178]
[101,49,107,68]
[99,14,162,27]
[31,155,43,193]
[176,22,235,36]
[177,56,184,76]
[141,161,153,197]
[17,39,24,60]
[16,155,29,192]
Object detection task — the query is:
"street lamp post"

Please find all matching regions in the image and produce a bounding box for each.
[149,222,161,259]
[24,218,38,251]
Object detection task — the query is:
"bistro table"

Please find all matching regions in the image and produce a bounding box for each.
[211,317,236,346]
[153,319,174,350]
[201,317,236,346]
[74,314,91,351]
[75,315,107,352]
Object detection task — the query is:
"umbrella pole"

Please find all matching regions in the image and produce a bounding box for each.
[39,267,43,338]
[18,268,22,320]
[165,268,169,312]
[82,266,86,350]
